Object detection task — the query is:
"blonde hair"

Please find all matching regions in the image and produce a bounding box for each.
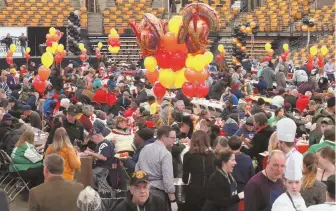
[302,152,318,189]
[15,129,35,147]
[268,131,278,153]
[51,127,74,152]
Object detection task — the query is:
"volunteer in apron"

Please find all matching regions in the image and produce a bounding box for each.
[202,149,244,211]
[272,154,307,211]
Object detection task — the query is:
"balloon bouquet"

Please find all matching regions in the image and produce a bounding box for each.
[24,47,32,63]
[96,42,103,60]
[35,27,65,94]
[129,3,219,99]
[306,45,328,71]
[5,44,16,65]
[78,43,88,63]
[107,28,120,54]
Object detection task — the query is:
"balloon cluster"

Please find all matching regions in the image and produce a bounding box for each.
[280,44,290,61]
[78,43,88,62]
[306,46,328,71]
[231,23,253,65]
[68,11,81,55]
[95,42,103,60]
[5,44,16,65]
[44,27,66,65]
[216,44,226,63]
[301,17,315,32]
[24,47,31,62]
[262,42,273,62]
[108,28,120,54]
[45,27,64,48]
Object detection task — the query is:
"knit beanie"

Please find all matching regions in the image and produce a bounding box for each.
[136,128,154,141]
[77,186,102,211]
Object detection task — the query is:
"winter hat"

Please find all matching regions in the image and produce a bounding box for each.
[93,119,111,137]
[76,186,102,211]
[136,128,154,141]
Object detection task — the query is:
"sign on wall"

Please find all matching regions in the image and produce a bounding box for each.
[0,27,28,57]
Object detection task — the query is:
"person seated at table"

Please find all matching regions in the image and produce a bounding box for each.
[252,76,268,95]
[123,128,155,173]
[231,83,246,100]
[78,105,94,133]
[315,146,335,186]
[45,127,81,181]
[21,105,42,130]
[239,103,252,120]
[309,125,335,153]
[271,89,286,109]
[195,110,212,130]
[222,114,239,137]
[234,117,256,141]
[10,129,44,187]
[220,87,238,106]
[303,100,318,117]
[268,107,286,128]
[214,136,229,151]
[220,98,238,120]
[251,98,266,115]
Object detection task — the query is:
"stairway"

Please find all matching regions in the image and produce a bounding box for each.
[0,0,6,8]
[233,12,248,25]
[219,37,234,68]
[87,13,104,35]
[70,0,81,9]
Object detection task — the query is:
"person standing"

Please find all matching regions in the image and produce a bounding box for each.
[244,150,286,211]
[28,154,84,211]
[182,131,215,211]
[135,126,177,210]
[202,149,244,211]
[1,33,12,52]
[261,62,276,90]
[19,33,28,57]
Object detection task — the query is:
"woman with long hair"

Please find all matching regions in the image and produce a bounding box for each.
[316,146,335,186]
[182,130,215,211]
[10,129,44,187]
[300,152,327,207]
[45,127,81,181]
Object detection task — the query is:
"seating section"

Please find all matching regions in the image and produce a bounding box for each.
[179,0,239,29]
[290,34,335,66]
[245,39,273,60]
[0,0,87,28]
[294,3,335,32]
[103,0,165,35]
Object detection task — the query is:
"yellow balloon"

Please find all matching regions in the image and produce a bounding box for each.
[193,54,207,72]
[10,44,16,52]
[49,27,56,35]
[204,51,214,64]
[320,45,328,56]
[283,43,289,51]
[41,52,54,68]
[110,28,118,36]
[97,42,103,49]
[144,56,157,72]
[174,68,186,89]
[185,55,195,68]
[168,16,182,35]
[109,46,120,54]
[158,68,176,89]
[25,47,31,53]
[265,43,272,51]
[218,44,224,52]
[46,47,53,54]
[57,44,64,52]
[52,42,58,52]
[310,46,318,56]
[78,43,85,51]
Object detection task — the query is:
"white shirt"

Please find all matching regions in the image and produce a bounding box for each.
[306,203,336,211]
[272,95,284,108]
[272,192,307,211]
[285,148,303,176]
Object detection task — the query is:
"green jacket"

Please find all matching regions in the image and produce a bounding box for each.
[308,141,336,153]
[268,116,286,128]
[10,142,43,172]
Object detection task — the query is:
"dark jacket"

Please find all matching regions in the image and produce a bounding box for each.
[183,152,215,211]
[19,36,27,47]
[114,191,168,211]
[135,89,147,104]
[1,37,12,48]
[284,95,297,110]
[45,118,84,152]
[123,137,155,172]
[1,129,22,154]
[0,123,12,143]
[232,153,255,192]
[49,75,64,91]
[202,169,241,211]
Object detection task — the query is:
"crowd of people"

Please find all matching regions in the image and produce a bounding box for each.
[0,52,335,211]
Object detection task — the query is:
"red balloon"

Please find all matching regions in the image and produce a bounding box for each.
[146,70,159,84]
[55,55,62,64]
[155,51,171,69]
[96,53,102,60]
[33,76,46,94]
[306,62,314,71]
[317,54,324,63]
[38,66,51,81]
[170,52,187,71]
[46,40,53,47]
[280,54,287,61]
[195,82,209,98]
[318,61,324,68]
[153,82,166,98]
[182,82,195,98]
[6,57,13,65]
[216,55,222,63]
[25,54,31,61]
[80,54,87,62]
[307,54,314,63]
[263,56,272,62]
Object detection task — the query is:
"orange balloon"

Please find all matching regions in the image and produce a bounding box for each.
[38,66,51,81]
[246,27,252,34]
[163,32,178,52]
[50,34,58,42]
[232,38,238,44]
[240,26,246,33]
[236,43,242,48]
[268,49,274,56]
[302,25,308,32]
[250,21,257,29]
[81,49,87,54]
[46,33,52,41]
[241,46,246,52]
[146,70,159,84]
[184,67,209,83]
[220,51,226,57]
[7,50,13,57]
[61,50,67,57]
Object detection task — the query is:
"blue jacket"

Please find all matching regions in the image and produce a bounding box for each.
[231,88,245,100]
[107,79,116,90]
[232,153,255,192]
[123,137,155,172]
[223,94,238,106]
[233,128,256,140]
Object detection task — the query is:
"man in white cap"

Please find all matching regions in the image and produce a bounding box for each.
[272,155,307,210]
[276,118,303,175]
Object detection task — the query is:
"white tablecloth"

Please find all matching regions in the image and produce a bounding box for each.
[191,99,224,111]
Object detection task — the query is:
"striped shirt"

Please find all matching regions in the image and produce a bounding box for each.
[0,82,12,96]
[135,140,175,194]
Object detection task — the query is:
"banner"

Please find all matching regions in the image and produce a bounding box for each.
[0,27,28,57]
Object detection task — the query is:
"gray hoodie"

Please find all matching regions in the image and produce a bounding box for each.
[261,67,276,89]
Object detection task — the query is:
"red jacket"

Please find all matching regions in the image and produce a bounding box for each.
[123,108,136,118]
[93,89,117,106]
[296,95,310,112]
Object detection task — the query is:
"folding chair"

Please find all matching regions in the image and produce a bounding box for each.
[0,150,30,203]
[0,152,10,186]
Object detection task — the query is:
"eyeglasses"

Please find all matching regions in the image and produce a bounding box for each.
[167,136,176,140]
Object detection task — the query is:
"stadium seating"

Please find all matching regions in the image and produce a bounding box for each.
[103,0,165,35]
[245,39,273,60]
[0,0,87,28]
[290,34,335,66]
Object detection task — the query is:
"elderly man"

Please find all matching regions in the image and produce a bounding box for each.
[244,150,286,211]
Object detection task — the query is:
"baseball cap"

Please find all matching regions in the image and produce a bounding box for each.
[21,105,32,112]
[321,117,333,125]
[67,105,79,115]
[2,113,13,121]
[130,171,149,186]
